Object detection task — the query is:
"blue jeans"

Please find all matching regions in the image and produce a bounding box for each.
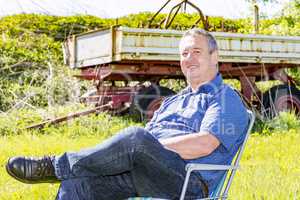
[54,127,207,200]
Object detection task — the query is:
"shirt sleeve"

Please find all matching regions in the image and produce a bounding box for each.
[199,88,249,151]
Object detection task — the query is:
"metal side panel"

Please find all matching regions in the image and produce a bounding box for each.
[74,29,113,68]
[118,28,181,61]
[64,27,300,68]
[215,33,300,64]
[117,27,300,64]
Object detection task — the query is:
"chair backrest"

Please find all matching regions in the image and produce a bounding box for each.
[209,109,255,199]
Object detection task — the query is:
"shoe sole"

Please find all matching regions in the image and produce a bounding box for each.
[5,158,59,184]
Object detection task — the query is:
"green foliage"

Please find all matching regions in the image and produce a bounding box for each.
[253,111,300,135]
[0,14,114,40]
[0,1,299,112]
[0,14,119,112]
[116,12,252,32]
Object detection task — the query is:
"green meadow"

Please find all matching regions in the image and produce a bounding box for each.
[0,108,299,200]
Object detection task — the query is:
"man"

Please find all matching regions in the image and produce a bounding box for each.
[6,29,249,200]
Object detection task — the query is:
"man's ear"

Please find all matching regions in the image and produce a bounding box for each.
[211,51,218,66]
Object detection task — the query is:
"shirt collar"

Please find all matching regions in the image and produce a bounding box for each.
[186,73,223,95]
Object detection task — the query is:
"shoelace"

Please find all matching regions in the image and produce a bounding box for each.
[34,156,55,177]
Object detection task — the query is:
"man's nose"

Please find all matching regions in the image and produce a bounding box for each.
[184,52,196,61]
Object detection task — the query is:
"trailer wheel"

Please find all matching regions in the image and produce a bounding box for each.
[262,84,300,118]
[130,85,176,121]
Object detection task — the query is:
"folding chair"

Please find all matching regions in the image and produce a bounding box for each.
[128,110,255,200]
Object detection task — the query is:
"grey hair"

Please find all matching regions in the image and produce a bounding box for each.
[181,29,218,54]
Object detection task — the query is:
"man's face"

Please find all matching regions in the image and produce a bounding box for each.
[179,35,218,89]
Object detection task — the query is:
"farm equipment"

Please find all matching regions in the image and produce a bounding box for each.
[62,26,300,121]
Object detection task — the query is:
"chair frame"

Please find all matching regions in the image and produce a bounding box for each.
[179,110,255,200]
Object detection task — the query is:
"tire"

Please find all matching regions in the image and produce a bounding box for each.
[130,85,176,121]
[262,84,300,118]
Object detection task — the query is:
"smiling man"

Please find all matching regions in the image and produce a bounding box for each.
[6,29,249,200]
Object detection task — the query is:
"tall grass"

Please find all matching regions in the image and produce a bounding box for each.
[253,111,300,135]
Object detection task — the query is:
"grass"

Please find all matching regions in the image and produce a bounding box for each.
[0,133,100,199]
[1,129,300,199]
[0,107,299,199]
[231,130,300,199]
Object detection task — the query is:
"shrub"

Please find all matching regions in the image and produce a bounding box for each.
[253,111,300,135]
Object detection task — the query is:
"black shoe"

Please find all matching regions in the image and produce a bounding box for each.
[6,156,59,184]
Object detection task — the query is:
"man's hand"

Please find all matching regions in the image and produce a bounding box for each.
[159,131,220,160]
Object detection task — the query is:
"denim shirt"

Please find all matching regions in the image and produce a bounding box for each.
[145,73,249,192]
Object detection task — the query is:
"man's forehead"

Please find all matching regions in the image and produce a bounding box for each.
[179,35,208,50]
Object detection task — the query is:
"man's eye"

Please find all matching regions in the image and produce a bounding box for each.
[182,52,188,56]
[194,50,201,54]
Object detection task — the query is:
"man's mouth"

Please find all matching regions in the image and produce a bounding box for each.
[187,65,198,70]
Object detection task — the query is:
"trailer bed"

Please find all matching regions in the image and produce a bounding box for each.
[63,26,300,69]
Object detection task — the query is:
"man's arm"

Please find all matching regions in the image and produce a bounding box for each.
[159,132,220,160]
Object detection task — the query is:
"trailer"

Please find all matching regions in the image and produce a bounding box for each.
[62,26,300,121]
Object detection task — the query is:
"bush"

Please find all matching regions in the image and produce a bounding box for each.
[253,111,300,135]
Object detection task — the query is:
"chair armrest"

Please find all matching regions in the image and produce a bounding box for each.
[185,163,239,171]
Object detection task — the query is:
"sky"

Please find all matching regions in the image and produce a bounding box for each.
[0,0,291,19]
